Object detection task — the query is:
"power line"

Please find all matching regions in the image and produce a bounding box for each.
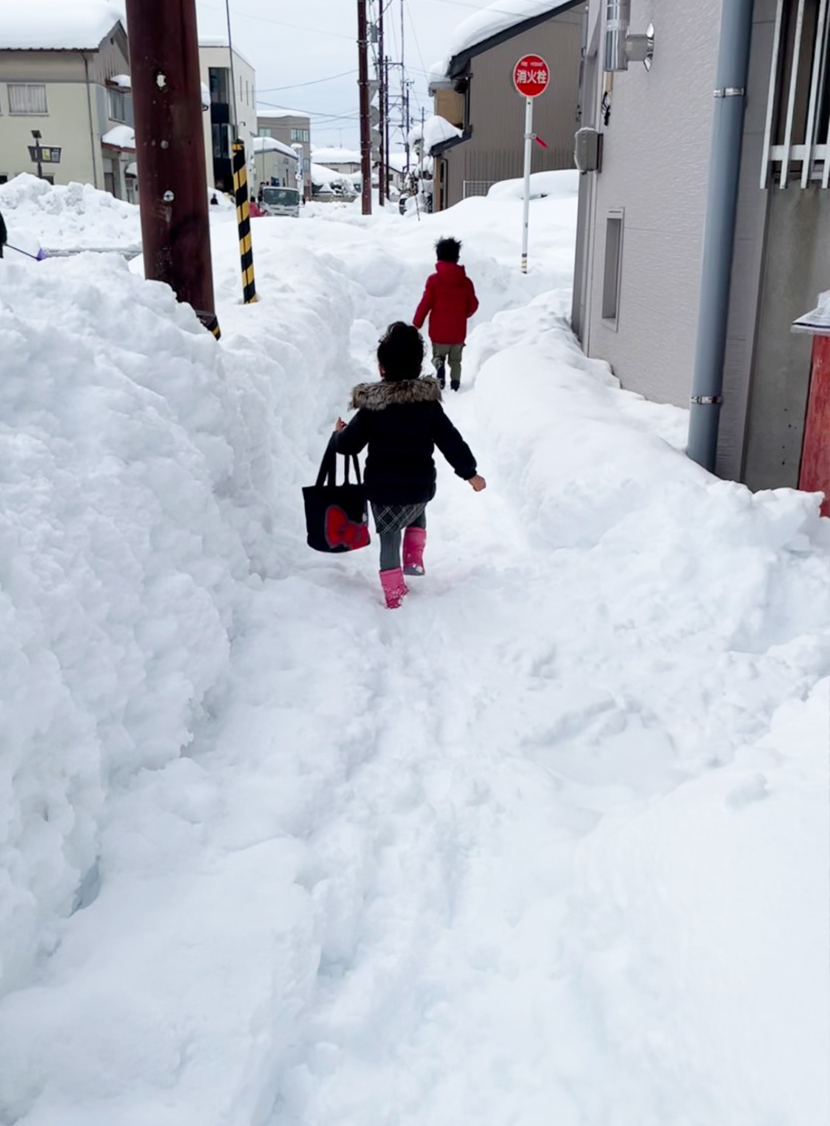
[257,98,360,123]
[258,69,358,93]
[198,1,355,40]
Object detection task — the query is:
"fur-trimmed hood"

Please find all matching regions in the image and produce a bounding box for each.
[349,376,442,411]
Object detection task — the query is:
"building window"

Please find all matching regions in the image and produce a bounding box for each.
[8,84,48,115]
[260,127,272,137]
[209,67,230,105]
[0,175,7,184]
[290,128,309,142]
[602,210,624,325]
[761,0,830,188]
[109,88,128,122]
[212,123,231,160]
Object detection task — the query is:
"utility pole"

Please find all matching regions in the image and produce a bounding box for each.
[357,0,372,215]
[384,55,391,201]
[125,0,219,336]
[377,0,385,207]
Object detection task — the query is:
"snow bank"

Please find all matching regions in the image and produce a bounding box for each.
[0,254,262,994]
[0,174,140,252]
[488,168,579,200]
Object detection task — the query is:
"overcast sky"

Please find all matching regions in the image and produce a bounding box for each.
[194,0,491,151]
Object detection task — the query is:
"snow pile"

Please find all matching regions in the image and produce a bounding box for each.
[432,0,575,76]
[488,168,579,200]
[0,0,123,49]
[0,174,140,251]
[310,163,359,193]
[0,253,269,995]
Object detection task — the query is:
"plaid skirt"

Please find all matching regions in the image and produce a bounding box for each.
[371,502,427,536]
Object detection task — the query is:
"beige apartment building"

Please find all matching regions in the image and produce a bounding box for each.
[0,12,135,198]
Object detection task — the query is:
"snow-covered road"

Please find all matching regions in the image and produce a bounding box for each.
[1,175,828,1126]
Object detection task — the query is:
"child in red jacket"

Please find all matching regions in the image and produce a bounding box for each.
[413,237,479,391]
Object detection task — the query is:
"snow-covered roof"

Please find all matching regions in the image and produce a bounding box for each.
[0,0,123,50]
[254,136,298,160]
[431,0,579,79]
[102,125,135,150]
[257,108,310,121]
[311,146,361,165]
[198,39,254,70]
[109,73,131,88]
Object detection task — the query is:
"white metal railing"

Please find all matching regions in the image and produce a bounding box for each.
[462,180,495,198]
[761,0,830,188]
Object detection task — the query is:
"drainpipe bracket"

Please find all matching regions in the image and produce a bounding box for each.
[690,395,724,405]
[713,87,745,98]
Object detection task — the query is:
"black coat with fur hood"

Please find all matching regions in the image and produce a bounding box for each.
[334,376,477,505]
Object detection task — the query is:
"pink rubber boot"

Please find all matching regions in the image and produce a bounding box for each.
[403,527,426,576]
[379,567,408,609]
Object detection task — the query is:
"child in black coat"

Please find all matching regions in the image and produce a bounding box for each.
[335,322,486,608]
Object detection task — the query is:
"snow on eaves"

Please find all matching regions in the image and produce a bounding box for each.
[0,0,123,50]
[101,125,135,150]
[431,0,578,79]
[423,115,462,155]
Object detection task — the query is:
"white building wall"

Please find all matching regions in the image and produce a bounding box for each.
[580,0,721,408]
[199,44,256,192]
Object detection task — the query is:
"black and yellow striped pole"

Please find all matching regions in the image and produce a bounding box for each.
[232,140,257,304]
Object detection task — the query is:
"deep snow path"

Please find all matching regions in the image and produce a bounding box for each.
[1,191,827,1126]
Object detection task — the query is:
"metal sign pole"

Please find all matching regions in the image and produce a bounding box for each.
[521,95,533,273]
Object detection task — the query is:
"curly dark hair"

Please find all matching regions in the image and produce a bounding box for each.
[435,237,461,263]
[377,321,425,381]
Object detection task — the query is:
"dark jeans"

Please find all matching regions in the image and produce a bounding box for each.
[379,509,426,570]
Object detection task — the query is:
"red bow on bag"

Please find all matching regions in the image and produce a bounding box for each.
[325,505,370,550]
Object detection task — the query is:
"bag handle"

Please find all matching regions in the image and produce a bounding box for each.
[315,435,362,488]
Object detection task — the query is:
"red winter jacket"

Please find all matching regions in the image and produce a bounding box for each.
[413,261,479,345]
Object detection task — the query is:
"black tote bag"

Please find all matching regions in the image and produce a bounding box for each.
[303,437,370,553]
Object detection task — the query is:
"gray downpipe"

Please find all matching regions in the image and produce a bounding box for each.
[686,0,755,471]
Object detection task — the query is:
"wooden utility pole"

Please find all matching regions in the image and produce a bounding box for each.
[377,0,385,207]
[124,0,219,336]
[357,0,372,215]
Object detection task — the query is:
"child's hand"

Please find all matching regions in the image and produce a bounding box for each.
[468,475,487,492]
[334,417,346,432]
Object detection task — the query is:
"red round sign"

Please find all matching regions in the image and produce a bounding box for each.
[513,54,550,98]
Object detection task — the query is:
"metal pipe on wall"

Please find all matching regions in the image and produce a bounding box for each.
[687,0,755,471]
[604,0,631,71]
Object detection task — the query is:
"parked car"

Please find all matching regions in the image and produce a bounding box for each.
[258,186,300,218]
